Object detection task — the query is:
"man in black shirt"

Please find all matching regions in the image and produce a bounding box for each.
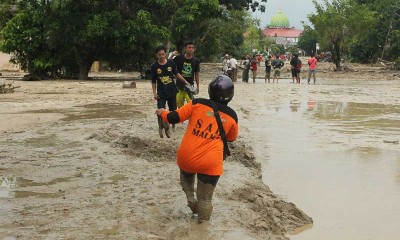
[170,41,200,107]
[290,54,302,84]
[151,46,189,138]
[265,55,272,83]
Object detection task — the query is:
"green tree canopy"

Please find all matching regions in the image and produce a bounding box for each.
[309,0,378,69]
[298,25,319,56]
[0,0,270,79]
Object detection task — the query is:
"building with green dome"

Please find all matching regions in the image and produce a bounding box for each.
[262,9,303,47]
[269,9,290,28]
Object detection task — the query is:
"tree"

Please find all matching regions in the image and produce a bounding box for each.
[298,25,319,55]
[242,23,263,55]
[0,2,56,76]
[0,0,272,79]
[346,0,399,62]
[309,0,377,69]
[0,1,17,31]
[0,0,164,79]
[192,10,252,60]
[52,0,165,80]
[260,36,275,54]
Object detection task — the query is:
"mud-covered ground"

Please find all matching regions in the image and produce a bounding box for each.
[0,60,399,239]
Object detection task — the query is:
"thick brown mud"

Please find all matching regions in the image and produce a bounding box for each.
[0,75,312,239]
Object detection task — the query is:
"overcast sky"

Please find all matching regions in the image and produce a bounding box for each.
[251,0,323,29]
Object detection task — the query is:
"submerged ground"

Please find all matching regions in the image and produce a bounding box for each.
[1,60,399,239]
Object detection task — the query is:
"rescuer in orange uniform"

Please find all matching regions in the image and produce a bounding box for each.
[155,75,238,223]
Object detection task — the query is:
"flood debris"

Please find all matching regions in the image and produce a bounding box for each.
[379,58,396,69]
[122,81,136,88]
[0,80,20,93]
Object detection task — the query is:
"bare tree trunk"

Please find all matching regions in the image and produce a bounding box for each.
[74,46,93,80]
[381,13,394,60]
[176,37,185,54]
[163,40,171,55]
[331,41,341,70]
[78,63,91,80]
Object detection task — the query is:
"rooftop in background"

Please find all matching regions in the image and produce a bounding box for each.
[262,9,303,47]
[263,28,303,38]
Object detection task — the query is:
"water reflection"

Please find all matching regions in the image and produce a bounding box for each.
[250,95,400,240]
[0,177,69,198]
[0,177,17,198]
[307,99,317,111]
[313,101,400,122]
[311,101,400,138]
[290,100,301,112]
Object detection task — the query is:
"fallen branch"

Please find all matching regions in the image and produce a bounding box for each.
[0,80,21,94]
[378,58,396,69]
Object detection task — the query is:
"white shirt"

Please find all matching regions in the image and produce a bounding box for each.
[222,59,231,71]
[229,58,237,68]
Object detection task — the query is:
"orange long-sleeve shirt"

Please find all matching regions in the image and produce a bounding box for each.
[161,98,238,175]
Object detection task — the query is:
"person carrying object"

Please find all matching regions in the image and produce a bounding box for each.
[155,75,238,223]
[151,46,189,138]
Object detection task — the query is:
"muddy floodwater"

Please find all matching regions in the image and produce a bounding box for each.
[239,79,400,240]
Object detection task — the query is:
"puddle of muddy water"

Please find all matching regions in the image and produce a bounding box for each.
[19,103,146,121]
[246,80,400,240]
[63,103,140,121]
[0,176,69,198]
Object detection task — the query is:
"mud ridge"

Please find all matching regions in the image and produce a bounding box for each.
[90,127,313,239]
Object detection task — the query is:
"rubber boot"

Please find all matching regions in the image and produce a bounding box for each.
[197,181,216,223]
[180,172,197,214]
[163,120,171,138]
[157,116,164,138]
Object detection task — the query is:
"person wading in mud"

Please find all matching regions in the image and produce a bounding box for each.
[250,55,258,83]
[272,54,285,83]
[155,75,238,223]
[307,53,318,84]
[169,41,200,108]
[241,55,251,83]
[265,55,272,83]
[290,54,302,84]
[151,46,189,138]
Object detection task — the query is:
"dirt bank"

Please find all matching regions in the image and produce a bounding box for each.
[0,72,313,239]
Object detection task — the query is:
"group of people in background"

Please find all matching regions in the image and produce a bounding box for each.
[239,54,258,83]
[232,53,318,84]
[222,54,238,82]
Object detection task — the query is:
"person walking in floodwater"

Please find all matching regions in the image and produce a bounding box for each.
[265,55,272,83]
[290,54,302,84]
[151,46,189,138]
[155,75,238,223]
[250,56,258,83]
[229,55,238,82]
[271,54,285,83]
[222,54,231,75]
[307,53,317,84]
[241,55,251,83]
